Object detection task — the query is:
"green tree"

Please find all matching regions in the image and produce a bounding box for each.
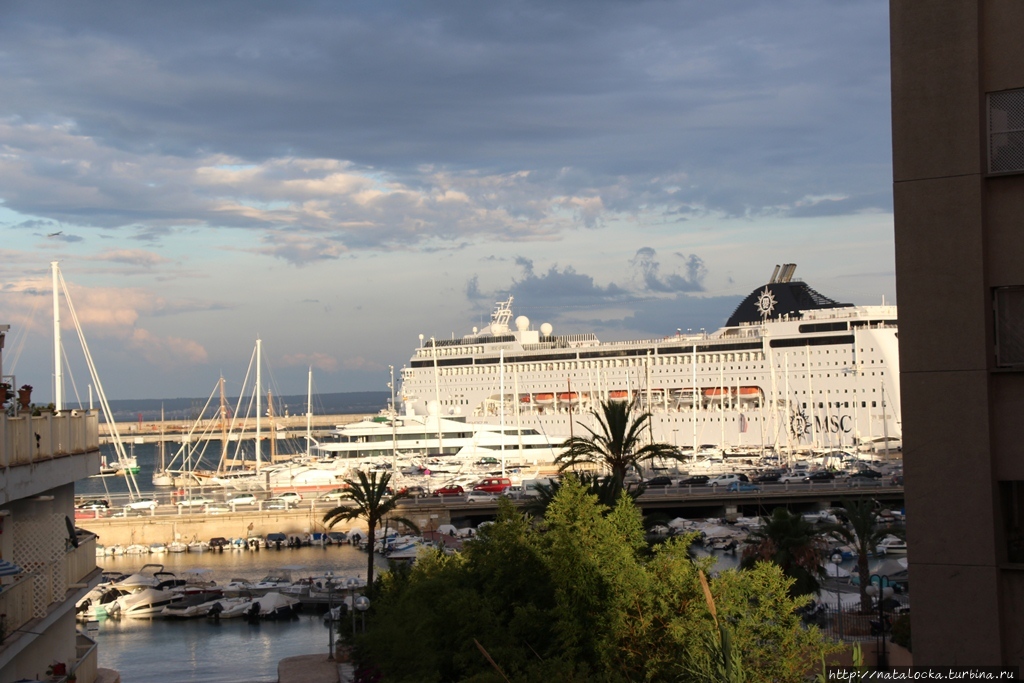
[523,472,642,517]
[556,399,679,487]
[358,478,838,682]
[322,470,419,587]
[740,507,827,597]
[823,498,905,613]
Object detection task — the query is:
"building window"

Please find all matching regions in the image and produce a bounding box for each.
[994,286,1024,368]
[988,88,1024,174]
[1000,481,1024,563]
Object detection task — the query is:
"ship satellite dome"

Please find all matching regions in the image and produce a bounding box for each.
[515,316,530,331]
[427,401,439,416]
[540,322,553,336]
[472,326,478,334]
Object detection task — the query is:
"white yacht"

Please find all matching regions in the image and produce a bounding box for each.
[397,264,901,455]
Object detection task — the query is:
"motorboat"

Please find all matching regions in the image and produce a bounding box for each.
[245,591,300,620]
[115,588,186,618]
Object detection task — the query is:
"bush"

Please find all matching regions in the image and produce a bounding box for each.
[891,613,911,652]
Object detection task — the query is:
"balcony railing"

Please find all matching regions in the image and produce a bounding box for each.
[0,412,99,466]
[0,534,97,648]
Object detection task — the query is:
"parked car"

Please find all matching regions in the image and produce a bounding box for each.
[726,481,761,493]
[318,488,349,502]
[433,485,465,497]
[753,470,783,483]
[263,497,292,510]
[475,456,500,466]
[175,497,212,508]
[124,498,159,511]
[677,475,709,487]
[644,476,675,487]
[397,485,428,499]
[891,474,904,486]
[278,491,303,504]
[226,493,258,506]
[473,477,512,493]
[847,469,883,480]
[804,471,836,482]
[75,498,110,510]
[465,491,500,503]
[777,470,812,483]
[706,473,749,487]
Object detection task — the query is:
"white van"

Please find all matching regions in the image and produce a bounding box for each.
[520,477,556,497]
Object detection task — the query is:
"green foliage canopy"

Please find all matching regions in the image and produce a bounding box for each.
[358,477,838,682]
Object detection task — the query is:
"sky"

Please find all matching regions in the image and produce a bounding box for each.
[0,0,896,402]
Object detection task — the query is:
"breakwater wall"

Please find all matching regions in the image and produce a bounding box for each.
[77,506,455,545]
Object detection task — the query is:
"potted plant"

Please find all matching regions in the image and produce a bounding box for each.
[17,385,32,411]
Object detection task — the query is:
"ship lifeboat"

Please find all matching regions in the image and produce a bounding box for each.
[608,390,629,402]
[673,388,697,404]
[520,394,532,404]
[702,387,731,401]
[534,393,555,405]
[558,392,582,404]
[736,386,763,403]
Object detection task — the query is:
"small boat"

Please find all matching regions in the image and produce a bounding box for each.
[149,543,167,554]
[206,597,254,619]
[116,588,185,618]
[876,536,908,555]
[245,591,300,620]
[533,393,555,405]
[558,392,581,404]
[167,541,187,553]
[125,544,150,555]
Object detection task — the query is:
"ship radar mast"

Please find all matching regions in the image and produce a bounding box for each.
[489,296,514,335]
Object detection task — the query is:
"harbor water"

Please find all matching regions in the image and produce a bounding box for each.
[80,443,381,682]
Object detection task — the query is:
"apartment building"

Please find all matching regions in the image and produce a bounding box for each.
[891,0,1024,666]
[0,324,104,682]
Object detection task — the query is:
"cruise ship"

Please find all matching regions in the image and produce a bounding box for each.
[397,264,900,455]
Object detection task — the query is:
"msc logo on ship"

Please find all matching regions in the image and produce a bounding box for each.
[790,411,854,437]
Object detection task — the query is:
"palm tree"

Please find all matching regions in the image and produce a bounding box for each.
[740,507,827,596]
[556,399,680,487]
[322,470,419,587]
[823,498,906,613]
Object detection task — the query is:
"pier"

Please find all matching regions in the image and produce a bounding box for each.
[76,481,905,546]
[98,413,374,446]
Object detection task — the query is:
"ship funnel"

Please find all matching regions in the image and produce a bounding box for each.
[769,265,781,284]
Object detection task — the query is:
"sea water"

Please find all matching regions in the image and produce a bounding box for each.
[93,545,388,683]
[79,443,381,682]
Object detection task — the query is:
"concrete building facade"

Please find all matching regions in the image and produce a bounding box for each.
[0,325,103,682]
[891,0,1024,666]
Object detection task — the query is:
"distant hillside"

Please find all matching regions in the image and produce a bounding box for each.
[97,391,390,422]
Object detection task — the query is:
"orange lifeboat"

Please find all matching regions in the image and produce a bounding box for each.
[702,387,731,399]
[558,392,582,404]
[609,390,629,402]
[534,393,555,405]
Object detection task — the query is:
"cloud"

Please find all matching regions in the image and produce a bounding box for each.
[281,352,339,373]
[86,248,171,267]
[630,248,707,293]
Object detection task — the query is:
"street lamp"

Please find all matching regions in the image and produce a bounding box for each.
[830,551,844,639]
[354,595,371,633]
[346,577,361,637]
[866,575,893,670]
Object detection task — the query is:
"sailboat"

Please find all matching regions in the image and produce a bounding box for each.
[51,262,143,500]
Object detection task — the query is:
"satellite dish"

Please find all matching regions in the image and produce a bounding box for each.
[515,316,530,331]
[65,516,79,548]
[540,322,553,336]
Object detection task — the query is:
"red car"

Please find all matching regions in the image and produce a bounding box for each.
[472,477,512,494]
[432,485,465,497]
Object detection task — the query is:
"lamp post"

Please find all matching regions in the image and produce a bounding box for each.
[346,577,361,638]
[866,574,893,670]
[325,571,335,661]
[830,551,844,639]
[354,595,370,633]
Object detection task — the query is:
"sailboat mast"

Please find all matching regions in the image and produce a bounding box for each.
[219,376,228,473]
[306,367,313,459]
[52,261,63,412]
[255,338,262,473]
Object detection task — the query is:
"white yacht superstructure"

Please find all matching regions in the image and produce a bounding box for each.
[397,264,900,455]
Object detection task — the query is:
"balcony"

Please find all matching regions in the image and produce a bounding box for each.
[0,411,99,465]
[0,533,98,654]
